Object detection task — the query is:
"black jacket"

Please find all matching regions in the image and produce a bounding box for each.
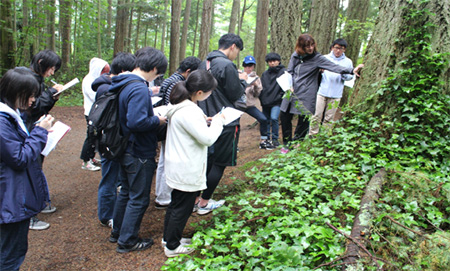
[92,74,112,100]
[260,65,286,107]
[17,67,58,132]
[198,50,247,126]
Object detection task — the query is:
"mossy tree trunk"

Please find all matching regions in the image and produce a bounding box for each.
[308,0,340,54]
[253,0,269,75]
[349,0,450,111]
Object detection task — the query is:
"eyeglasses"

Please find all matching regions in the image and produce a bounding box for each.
[333,46,345,51]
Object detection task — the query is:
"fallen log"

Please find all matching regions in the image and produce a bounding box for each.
[342,168,387,270]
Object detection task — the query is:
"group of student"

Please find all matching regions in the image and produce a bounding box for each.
[0,31,364,269]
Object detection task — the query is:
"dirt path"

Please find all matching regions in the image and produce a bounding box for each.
[22,106,275,271]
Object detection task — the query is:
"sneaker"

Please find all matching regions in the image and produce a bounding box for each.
[81,160,101,171]
[259,140,274,150]
[155,202,169,210]
[197,199,225,215]
[109,232,119,243]
[41,203,57,214]
[100,219,113,229]
[280,147,290,154]
[29,217,50,230]
[161,237,192,248]
[271,140,280,148]
[164,244,195,257]
[91,157,101,167]
[116,238,154,253]
[192,203,199,213]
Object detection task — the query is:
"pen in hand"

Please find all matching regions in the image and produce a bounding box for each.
[34,114,47,125]
[51,80,59,85]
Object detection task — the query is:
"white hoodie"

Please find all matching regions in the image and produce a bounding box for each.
[82,57,108,115]
[164,99,225,192]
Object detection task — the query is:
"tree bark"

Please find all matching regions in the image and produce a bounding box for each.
[97,0,102,58]
[228,0,240,34]
[179,0,192,60]
[169,0,182,74]
[198,0,213,60]
[349,0,450,109]
[135,9,142,52]
[343,168,386,269]
[270,0,302,66]
[126,0,134,52]
[191,0,200,56]
[22,0,30,65]
[46,0,56,52]
[114,0,127,55]
[160,0,168,53]
[254,0,269,75]
[0,0,15,72]
[59,0,71,71]
[107,0,112,36]
[309,0,340,54]
[342,0,370,64]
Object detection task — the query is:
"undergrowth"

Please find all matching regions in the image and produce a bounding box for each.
[163,1,449,270]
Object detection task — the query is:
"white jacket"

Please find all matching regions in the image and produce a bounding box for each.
[164,99,224,192]
[82,57,108,115]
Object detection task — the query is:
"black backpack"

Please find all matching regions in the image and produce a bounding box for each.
[88,80,140,160]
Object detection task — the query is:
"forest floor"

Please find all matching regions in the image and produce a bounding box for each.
[21,105,276,271]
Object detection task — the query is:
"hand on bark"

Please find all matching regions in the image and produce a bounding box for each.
[353,64,365,77]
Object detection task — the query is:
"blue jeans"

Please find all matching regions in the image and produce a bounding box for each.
[245,106,268,139]
[98,157,120,223]
[0,219,30,271]
[262,105,281,141]
[112,153,156,246]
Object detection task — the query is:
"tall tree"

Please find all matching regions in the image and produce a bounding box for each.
[349,0,450,109]
[179,0,192,60]
[60,0,71,71]
[0,0,15,72]
[126,0,134,52]
[198,0,213,60]
[228,0,240,34]
[21,0,31,65]
[114,0,127,55]
[253,0,269,75]
[107,0,113,36]
[309,0,340,54]
[342,0,370,63]
[191,0,200,56]
[97,0,102,57]
[270,0,302,65]
[169,0,182,74]
[135,7,142,52]
[160,0,169,53]
[46,0,56,52]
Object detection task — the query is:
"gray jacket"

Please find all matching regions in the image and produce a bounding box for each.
[281,52,353,115]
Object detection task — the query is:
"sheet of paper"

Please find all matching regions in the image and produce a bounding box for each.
[41,121,71,156]
[276,71,293,92]
[151,96,162,105]
[344,77,355,88]
[222,107,244,125]
[53,78,80,96]
[153,105,168,117]
[246,75,258,85]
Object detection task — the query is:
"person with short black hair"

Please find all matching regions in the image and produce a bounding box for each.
[163,70,224,257]
[196,33,248,215]
[0,68,55,270]
[309,38,363,136]
[259,52,287,147]
[91,52,136,229]
[154,56,202,210]
[109,47,168,253]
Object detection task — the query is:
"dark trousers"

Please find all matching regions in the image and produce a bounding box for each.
[0,219,30,271]
[80,115,96,162]
[280,111,309,145]
[201,161,226,200]
[98,156,120,223]
[163,189,197,250]
[112,153,156,246]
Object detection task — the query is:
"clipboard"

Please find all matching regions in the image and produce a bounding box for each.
[53,78,80,96]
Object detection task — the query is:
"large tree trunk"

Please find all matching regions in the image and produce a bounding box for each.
[179,0,192,61]
[22,0,31,65]
[228,0,240,34]
[60,0,71,72]
[198,0,213,60]
[126,1,134,52]
[169,0,182,74]
[46,0,56,52]
[253,0,269,76]
[0,0,15,72]
[114,0,127,55]
[309,0,340,54]
[97,0,102,58]
[342,0,370,64]
[270,0,302,66]
[349,0,450,109]
[191,0,200,56]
